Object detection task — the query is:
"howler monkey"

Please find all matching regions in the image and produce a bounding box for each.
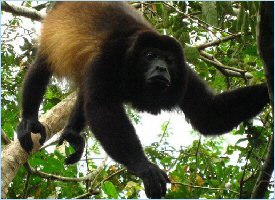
[17,2,270,198]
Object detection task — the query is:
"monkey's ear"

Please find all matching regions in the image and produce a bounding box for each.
[126,31,159,57]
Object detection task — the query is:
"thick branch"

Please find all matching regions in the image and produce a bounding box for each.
[1,1,45,21]
[1,93,76,198]
[251,133,274,198]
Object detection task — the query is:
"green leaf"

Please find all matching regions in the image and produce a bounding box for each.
[155,3,164,15]
[216,2,234,16]
[237,5,245,31]
[236,138,248,145]
[201,2,218,27]
[161,156,172,164]
[125,181,143,198]
[102,181,119,199]
[241,12,249,37]
[184,46,200,64]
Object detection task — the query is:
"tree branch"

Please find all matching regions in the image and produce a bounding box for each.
[1,129,11,145]
[239,147,254,198]
[171,181,239,194]
[163,2,234,36]
[1,1,45,21]
[197,33,242,50]
[32,2,49,11]
[24,156,107,183]
[251,133,274,198]
[1,93,76,198]
[23,171,31,198]
[75,168,126,199]
[199,50,253,79]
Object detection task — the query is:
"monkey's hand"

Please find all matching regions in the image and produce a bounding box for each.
[58,129,85,164]
[128,161,170,199]
[17,119,46,153]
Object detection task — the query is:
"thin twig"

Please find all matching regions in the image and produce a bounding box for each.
[194,136,201,184]
[199,50,253,79]
[197,33,242,50]
[74,156,109,198]
[23,172,31,198]
[163,2,235,36]
[1,129,11,145]
[75,168,126,199]
[85,136,90,191]
[24,161,101,182]
[94,168,126,190]
[239,147,254,198]
[159,120,170,143]
[171,181,239,194]
[32,2,48,11]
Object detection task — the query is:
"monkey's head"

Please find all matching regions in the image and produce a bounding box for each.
[125,31,185,94]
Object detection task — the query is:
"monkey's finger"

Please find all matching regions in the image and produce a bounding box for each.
[58,135,66,145]
[150,170,162,198]
[142,178,151,198]
[38,126,46,145]
[65,137,85,164]
[69,135,85,152]
[29,121,47,145]
[58,131,71,145]
[18,133,33,154]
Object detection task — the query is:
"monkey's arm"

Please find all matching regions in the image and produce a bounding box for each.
[180,68,270,135]
[17,56,52,152]
[85,98,169,198]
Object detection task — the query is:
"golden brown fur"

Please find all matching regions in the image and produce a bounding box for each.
[39,2,151,83]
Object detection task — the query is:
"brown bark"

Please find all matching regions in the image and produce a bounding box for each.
[1,93,76,198]
[1,1,45,21]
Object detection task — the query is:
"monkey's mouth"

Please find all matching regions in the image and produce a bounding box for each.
[147,76,171,87]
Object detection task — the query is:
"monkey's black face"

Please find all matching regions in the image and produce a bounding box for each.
[125,31,184,94]
[141,47,173,90]
[123,31,186,112]
[132,45,181,97]
[127,45,184,113]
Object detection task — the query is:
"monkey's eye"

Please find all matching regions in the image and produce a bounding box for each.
[145,51,156,61]
[166,55,175,63]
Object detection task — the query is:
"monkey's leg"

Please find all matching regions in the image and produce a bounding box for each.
[59,93,86,164]
[180,68,270,136]
[17,56,52,153]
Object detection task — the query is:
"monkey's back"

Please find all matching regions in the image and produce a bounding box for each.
[40,2,152,83]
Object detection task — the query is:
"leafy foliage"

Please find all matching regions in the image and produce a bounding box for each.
[1,1,273,199]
